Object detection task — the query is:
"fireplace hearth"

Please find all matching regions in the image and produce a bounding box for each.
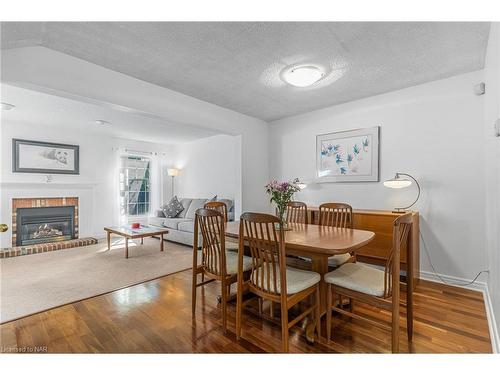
[16,206,76,246]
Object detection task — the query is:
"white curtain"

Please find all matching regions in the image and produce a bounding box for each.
[112,147,166,226]
[149,154,161,215]
[112,146,127,226]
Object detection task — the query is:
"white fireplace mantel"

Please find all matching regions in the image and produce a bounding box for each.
[0,182,99,190]
[0,182,101,247]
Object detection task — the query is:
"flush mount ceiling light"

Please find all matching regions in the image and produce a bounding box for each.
[1,102,16,111]
[281,65,325,87]
[94,120,111,126]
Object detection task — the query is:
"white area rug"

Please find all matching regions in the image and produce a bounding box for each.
[0,237,193,323]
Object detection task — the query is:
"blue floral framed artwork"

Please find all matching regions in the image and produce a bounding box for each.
[316,126,379,182]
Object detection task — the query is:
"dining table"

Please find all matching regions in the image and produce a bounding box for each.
[225,221,377,342]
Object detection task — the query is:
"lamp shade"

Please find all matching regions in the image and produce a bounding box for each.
[167,168,179,177]
[383,173,412,189]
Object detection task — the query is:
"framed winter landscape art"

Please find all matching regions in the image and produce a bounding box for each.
[316,126,379,182]
[12,139,80,174]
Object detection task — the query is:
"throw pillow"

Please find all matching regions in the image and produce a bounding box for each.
[162,196,184,218]
[185,198,209,219]
[218,198,234,212]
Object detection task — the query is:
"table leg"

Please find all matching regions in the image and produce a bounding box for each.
[305,256,329,343]
[141,237,144,245]
[311,257,329,313]
[125,238,129,259]
[160,234,164,252]
[107,231,110,251]
[407,230,414,341]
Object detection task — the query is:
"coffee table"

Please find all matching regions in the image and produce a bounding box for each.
[103,225,169,258]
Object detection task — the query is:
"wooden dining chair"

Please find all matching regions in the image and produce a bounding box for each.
[192,208,252,333]
[324,213,413,353]
[319,203,355,267]
[285,201,308,224]
[236,212,321,352]
[204,201,239,251]
[204,201,229,222]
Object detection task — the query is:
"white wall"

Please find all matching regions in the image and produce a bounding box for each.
[170,134,240,212]
[0,121,174,247]
[483,22,500,337]
[269,71,486,282]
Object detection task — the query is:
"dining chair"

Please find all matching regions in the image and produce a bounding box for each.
[324,212,413,353]
[285,201,308,224]
[192,208,252,333]
[204,201,238,251]
[204,201,229,222]
[235,212,321,352]
[273,202,309,316]
[318,203,356,267]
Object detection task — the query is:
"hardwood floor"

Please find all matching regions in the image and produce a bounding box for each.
[0,269,492,353]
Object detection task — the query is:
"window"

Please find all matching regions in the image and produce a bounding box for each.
[119,155,151,216]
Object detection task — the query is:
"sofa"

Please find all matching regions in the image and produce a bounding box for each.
[148,197,235,246]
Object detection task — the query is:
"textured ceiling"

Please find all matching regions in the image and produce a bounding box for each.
[1,22,490,121]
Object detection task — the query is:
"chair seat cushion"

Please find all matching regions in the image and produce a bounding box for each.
[328,253,352,267]
[324,263,385,297]
[197,250,252,275]
[251,266,320,295]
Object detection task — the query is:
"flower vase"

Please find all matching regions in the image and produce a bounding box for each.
[275,208,292,231]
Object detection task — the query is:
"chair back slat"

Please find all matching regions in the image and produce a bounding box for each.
[285,201,308,224]
[240,212,285,296]
[383,213,413,298]
[204,201,228,222]
[194,208,226,276]
[318,203,353,229]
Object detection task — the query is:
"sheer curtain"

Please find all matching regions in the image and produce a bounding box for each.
[113,146,127,226]
[112,146,166,226]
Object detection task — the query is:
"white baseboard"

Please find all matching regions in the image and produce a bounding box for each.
[419,270,488,291]
[420,271,498,353]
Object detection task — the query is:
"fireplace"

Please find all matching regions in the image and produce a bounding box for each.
[16,206,76,246]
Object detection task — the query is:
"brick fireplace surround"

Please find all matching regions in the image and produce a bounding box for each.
[1,197,97,258]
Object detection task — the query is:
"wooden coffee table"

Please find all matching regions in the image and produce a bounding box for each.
[104,225,169,258]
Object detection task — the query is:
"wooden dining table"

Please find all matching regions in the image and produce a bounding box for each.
[225,221,376,342]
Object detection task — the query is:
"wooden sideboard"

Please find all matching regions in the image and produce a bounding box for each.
[308,207,420,282]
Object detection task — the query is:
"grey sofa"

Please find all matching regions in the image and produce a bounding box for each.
[148,197,235,246]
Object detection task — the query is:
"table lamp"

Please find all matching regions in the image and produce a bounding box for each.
[383,172,420,213]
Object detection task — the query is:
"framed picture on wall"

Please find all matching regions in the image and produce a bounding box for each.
[12,139,80,174]
[316,126,379,182]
